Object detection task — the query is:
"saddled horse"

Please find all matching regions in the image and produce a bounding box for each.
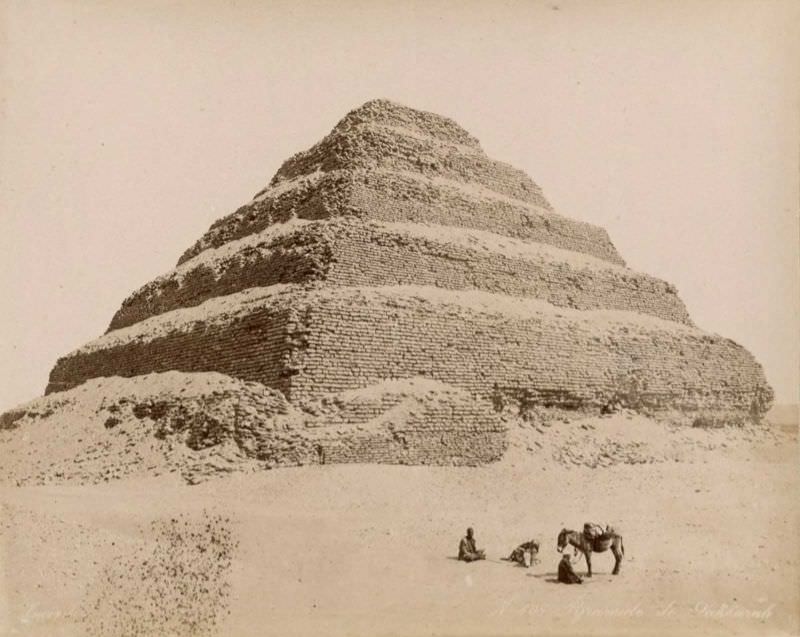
[556,528,624,576]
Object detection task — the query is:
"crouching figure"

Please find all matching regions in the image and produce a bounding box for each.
[507,540,539,567]
[558,553,583,584]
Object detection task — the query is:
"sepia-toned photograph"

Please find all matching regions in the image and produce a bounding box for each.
[1,1,798,635]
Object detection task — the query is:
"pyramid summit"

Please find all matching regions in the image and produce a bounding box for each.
[177,98,622,266]
[30,99,771,472]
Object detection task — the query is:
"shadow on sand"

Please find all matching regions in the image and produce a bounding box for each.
[528,572,560,584]
[527,572,599,584]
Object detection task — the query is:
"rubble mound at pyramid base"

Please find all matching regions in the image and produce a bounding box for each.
[48,286,771,421]
[505,408,784,469]
[1,372,505,485]
[110,218,689,332]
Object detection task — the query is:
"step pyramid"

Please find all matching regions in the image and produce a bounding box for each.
[43,99,773,466]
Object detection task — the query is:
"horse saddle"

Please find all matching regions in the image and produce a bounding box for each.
[583,523,605,538]
[584,523,614,551]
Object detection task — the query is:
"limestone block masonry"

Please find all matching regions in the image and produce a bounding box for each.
[109,219,690,332]
[43,99,774,467]
[49,285,769,419]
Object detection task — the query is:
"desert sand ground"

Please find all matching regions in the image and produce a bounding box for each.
[1,414,797,637]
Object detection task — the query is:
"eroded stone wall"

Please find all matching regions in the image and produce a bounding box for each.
[313,417,507,466]
[270,123,551,208]
[346,171,624,265]
[114,220,678,332]
[110,230,328,331]
[49,286,772,418]
[288,292,770,417]
[327,223,686,324]
[179,169,623,266]
[48,305,297,396]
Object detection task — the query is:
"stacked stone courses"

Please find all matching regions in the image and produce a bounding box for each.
[179,169,623,266]
[45,99,774,467]
[345,171,625,264]
[50,285,767,419]
[110,219,689,332]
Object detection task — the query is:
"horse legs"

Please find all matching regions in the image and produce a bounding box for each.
[584,551,592,577]
[611,539,622,575]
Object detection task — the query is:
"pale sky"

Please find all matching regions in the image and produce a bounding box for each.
[1,0,798,411]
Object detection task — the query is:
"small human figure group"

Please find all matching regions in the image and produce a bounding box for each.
[458,528,540,567]
[557,525,618,584]
[457,525,608,585]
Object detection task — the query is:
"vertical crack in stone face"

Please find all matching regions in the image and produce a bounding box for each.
[33,98,773,470]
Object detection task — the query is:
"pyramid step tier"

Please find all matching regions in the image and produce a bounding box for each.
[179,169,623,266]
[111,219,689,332]
[267,118,552,207]
[49,285,772,419]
